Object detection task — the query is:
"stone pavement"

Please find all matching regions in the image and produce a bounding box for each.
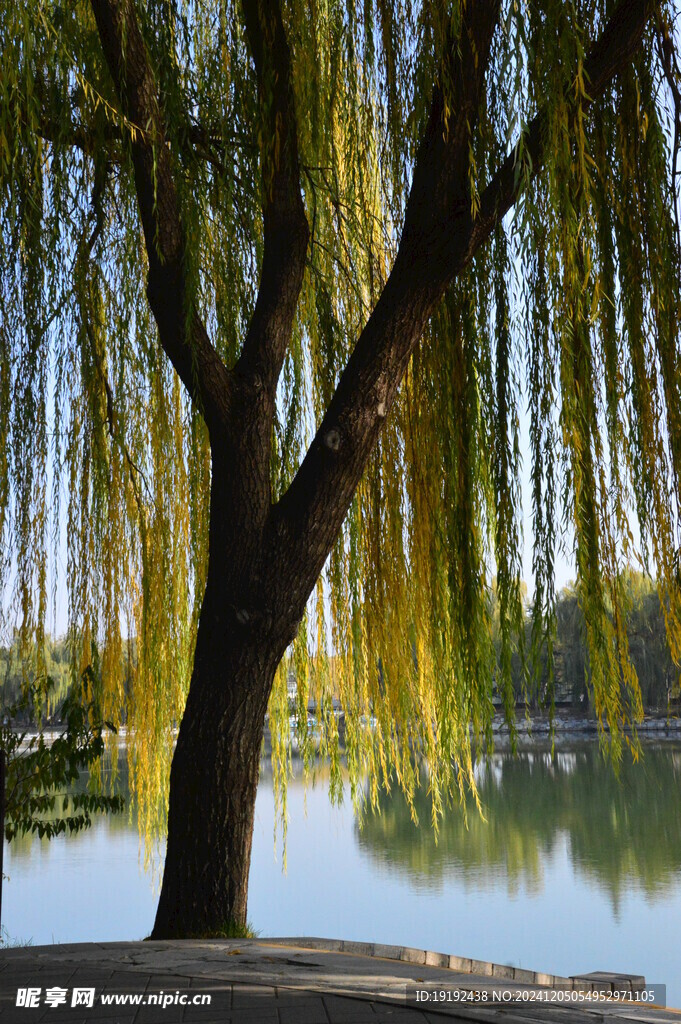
[0,939,678,1024]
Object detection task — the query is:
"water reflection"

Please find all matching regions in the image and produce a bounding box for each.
[6,753,132,860]
[356,744,681,910]
[10,741,681,915]
[5,742,681,1005]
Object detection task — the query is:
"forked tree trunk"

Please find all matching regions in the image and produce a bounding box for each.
[90,0,655,943]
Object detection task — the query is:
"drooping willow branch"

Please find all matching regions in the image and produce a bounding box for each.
[273,0,659,607]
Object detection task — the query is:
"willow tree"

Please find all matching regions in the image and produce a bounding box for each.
[1,0,680,936]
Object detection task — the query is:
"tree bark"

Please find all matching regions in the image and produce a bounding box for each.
[85,0,660,939]
[151,436,299,937]
[151,627,275,937]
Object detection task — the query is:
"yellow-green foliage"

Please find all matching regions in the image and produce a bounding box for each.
[1,0,680,840]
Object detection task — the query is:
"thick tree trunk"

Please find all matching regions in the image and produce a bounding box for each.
[151,427,297,937]
[151,592,279,937]
[90,0,657,943]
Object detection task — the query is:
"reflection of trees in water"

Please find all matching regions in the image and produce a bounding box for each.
[8,742,681,912]
[355,744,681,908]
[6,750,131,859]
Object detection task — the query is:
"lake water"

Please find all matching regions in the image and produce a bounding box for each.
[4,741,681,1006]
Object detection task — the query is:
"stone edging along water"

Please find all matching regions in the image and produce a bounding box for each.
[263,937,645,992]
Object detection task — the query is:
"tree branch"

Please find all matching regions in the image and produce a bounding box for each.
[468,0,659,263]
[271,0,658,617]
[235,0,309,405]
[34,112,120,158]
[89,0,234,436]
[32,106,253,178]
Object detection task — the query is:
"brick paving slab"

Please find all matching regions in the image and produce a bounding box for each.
[324,995,375,1015]
[0,941,678,1024]
[278,999,329,1024]
[372,1007,432,1021]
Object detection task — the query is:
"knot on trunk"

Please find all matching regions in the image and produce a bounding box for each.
[324,428,341,451]
[229,604,275,637]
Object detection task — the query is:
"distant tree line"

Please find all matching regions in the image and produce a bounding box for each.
[0,635,135,723]
[0,635,73,717]
[2,570,678,721]
[493,571,680,711]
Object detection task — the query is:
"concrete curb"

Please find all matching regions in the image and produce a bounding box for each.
[263,937,645,992]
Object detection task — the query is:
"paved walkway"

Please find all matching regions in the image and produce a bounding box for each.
[0,939,678,1024]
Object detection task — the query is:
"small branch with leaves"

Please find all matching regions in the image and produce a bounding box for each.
[0,670,124,842]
